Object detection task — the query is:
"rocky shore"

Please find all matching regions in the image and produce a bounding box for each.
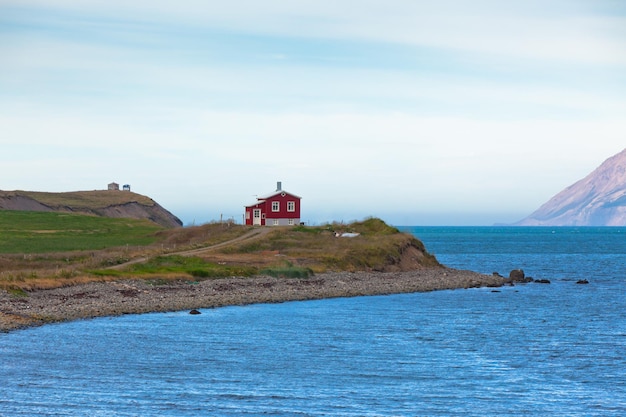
[0,268,505,332]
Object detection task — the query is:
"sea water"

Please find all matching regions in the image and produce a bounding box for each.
[1,227,625,416]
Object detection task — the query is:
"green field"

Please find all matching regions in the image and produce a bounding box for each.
[0,214,439,292]
[0,210,163,253]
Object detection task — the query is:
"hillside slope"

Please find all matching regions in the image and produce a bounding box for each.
[0,190,182,228]
[515,148,626,226]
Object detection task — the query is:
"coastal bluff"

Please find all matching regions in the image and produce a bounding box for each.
[0,190,182,228]
[0,218,506,332]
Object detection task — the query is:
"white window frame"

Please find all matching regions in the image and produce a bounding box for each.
[273,219,279,226]
[288,219,294,225]
[272,201,280,212]
[287,201,295,212]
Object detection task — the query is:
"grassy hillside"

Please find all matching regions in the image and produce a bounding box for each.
[2,190,156,208]
[0,216,439,292]
[0,190,182,228]
[218,218,439,272]
[0,210,163,253]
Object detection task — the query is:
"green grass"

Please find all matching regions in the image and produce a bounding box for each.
[0,214,439,291]
[92,255,258,279]
[222,217,440,272]
[0,210,163,253]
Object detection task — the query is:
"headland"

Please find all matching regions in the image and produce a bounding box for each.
[0,213,505,332]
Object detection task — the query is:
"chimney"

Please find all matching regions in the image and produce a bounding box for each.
[276,181,282,191]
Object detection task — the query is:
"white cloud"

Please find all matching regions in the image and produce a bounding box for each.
[6,0,625,66]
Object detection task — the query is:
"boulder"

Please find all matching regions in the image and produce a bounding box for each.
[189,309,202,315]
[576,279,590,285]
[534,279,551,284]
[508,269,533,283]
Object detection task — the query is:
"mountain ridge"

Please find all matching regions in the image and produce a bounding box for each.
[514,148,626,226]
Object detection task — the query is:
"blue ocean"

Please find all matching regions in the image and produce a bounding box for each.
[1,227,625,416]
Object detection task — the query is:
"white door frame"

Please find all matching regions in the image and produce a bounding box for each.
[253,209,262,225]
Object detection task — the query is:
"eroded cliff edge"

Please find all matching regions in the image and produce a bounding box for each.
[0,190,182,228]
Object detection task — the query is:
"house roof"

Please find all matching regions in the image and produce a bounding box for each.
[257,189,302,200]
[245,189,302,208]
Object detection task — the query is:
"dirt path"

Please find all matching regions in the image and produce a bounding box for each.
[175,227,272,256]
[108,227,272,270]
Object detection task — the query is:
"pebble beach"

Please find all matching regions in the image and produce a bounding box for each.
[0,268,505,332]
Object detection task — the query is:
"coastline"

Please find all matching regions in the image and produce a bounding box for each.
[0,268,504,332]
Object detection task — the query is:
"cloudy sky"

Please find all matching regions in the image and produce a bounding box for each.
[2,1,625,225]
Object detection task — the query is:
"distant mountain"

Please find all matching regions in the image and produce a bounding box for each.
[0,190,183,228]
[514,148,626,226]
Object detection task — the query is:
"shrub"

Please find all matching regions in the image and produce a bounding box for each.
[190,269,211,278]
[7,286,28,297]
[260,264,314,278]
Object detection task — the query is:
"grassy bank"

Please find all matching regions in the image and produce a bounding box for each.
[219,218,439,272]
[0,190,157,209]
[0,214,439,292]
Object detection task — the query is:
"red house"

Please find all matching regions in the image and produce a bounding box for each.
[245,182,301,226]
